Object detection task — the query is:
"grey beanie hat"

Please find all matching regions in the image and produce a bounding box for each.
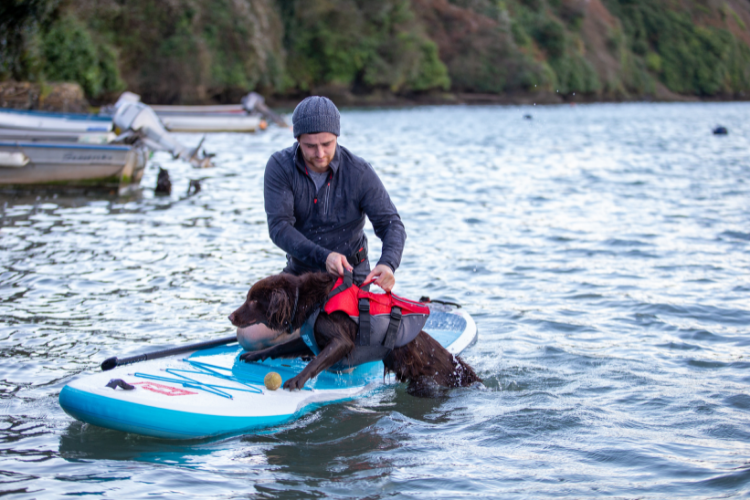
[292,96,340,138]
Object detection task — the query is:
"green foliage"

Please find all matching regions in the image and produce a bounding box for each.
[511,20,533,48]
[417,0,551,93]
[549,52,601,93]
[71,0,285,102]
[729,8,746,30]
[533,17,567,58]
[659,19,737,94]
[645,51,662,73]
[0,1,123,98]
[279,0,449,93]
[554,0,586,31]
[41,14,124,97]
[505,0,601,95]
[606,25,624,53]
[603,0,750,95]
[410,40,451,91]
[4,0,750,102]
[200,0,284,92]
[620,49,656,94]
[0,0,57,81]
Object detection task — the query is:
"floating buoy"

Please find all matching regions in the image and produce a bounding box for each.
[523,114,533,120]
[713,126,728,135]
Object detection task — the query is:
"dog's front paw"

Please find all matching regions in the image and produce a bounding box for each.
[240,351,266,363]
[283,375,306,391]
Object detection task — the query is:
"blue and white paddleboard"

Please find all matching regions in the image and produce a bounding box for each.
[59,307,477,440]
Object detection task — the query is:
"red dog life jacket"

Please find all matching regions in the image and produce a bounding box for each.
[320,274,430,369]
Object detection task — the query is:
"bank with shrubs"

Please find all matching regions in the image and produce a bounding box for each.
[2,0,749,107]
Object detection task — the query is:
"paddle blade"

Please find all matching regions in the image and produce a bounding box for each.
[101,357,118,371]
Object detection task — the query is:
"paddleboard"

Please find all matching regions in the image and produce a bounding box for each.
[59,306,477,440]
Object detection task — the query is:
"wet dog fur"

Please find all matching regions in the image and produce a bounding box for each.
[228,272,480,396]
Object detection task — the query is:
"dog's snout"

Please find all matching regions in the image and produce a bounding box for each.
[228,312,236,324]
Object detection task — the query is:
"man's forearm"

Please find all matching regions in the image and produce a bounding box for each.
[375,219,406,272]
[360,165,407,273]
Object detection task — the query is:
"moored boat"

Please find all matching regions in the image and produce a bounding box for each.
[0,108,112,133]
[0,141,147,194]
[0,127,116,144]
[157,113,264,133]
[0,103,214,169]
[108,91,288,131]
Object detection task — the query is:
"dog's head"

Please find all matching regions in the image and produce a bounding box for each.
[228,274,298,332]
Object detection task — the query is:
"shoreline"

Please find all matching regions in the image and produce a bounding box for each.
[1,81,748,114]
[267,88,750,111]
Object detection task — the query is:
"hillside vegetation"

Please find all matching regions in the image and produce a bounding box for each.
[2,0,749,104]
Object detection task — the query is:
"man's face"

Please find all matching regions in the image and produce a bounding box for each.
[298,132,337,173]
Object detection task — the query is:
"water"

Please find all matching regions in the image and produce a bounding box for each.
[1,102,749,498]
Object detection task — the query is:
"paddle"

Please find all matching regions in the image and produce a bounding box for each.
[100,335,237,371]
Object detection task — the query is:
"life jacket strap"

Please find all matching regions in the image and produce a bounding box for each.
[300,307,321,355]
[382,306,402,350]
[357,298,371,346]
[327,269,353,300]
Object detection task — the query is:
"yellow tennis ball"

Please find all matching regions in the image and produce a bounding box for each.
[264,372,282,391]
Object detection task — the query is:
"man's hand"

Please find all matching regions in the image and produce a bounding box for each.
[365,264,395,292]
[326,252,353,276]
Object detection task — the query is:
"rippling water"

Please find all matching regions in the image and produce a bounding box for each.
[1,102,749,498]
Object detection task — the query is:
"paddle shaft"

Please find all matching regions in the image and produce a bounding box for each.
[101,335,237,371]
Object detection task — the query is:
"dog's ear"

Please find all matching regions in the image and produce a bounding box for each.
[268,289,292,329]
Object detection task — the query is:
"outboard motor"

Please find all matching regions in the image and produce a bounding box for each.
[241,92,289,128]
[112,99,213,168]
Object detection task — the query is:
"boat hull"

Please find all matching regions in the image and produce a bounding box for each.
[157,114,263,132]
[0,142,147,193]
[150,104,245,114]
[0,127,116,144]
[0,108,112,133]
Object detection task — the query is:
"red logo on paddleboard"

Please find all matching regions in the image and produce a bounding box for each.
[132,381,197,396]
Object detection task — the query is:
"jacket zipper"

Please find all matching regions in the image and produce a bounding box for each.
[324,181,330,215]
[323,171,332,215]
[306,165,332,214]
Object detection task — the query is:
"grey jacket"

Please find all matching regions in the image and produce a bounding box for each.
[264,143,406,274]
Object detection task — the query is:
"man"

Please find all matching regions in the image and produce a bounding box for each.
[237,96,407,350]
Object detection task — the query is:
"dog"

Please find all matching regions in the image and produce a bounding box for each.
[228,272,481,396]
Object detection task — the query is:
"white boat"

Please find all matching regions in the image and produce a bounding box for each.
[149,103,246,113]
[0,140,147,194]
[157,113,264,133]
[0,127,116,144]
[109,91,288,132]
[0,105,213,169]
[0,108,112,133]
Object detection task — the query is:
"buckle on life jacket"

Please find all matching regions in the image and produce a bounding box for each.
[346,244,368,268]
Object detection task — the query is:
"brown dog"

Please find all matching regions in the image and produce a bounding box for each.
[228,272,481,396]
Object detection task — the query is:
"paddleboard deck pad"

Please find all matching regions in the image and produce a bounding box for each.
[59,306,477,440]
